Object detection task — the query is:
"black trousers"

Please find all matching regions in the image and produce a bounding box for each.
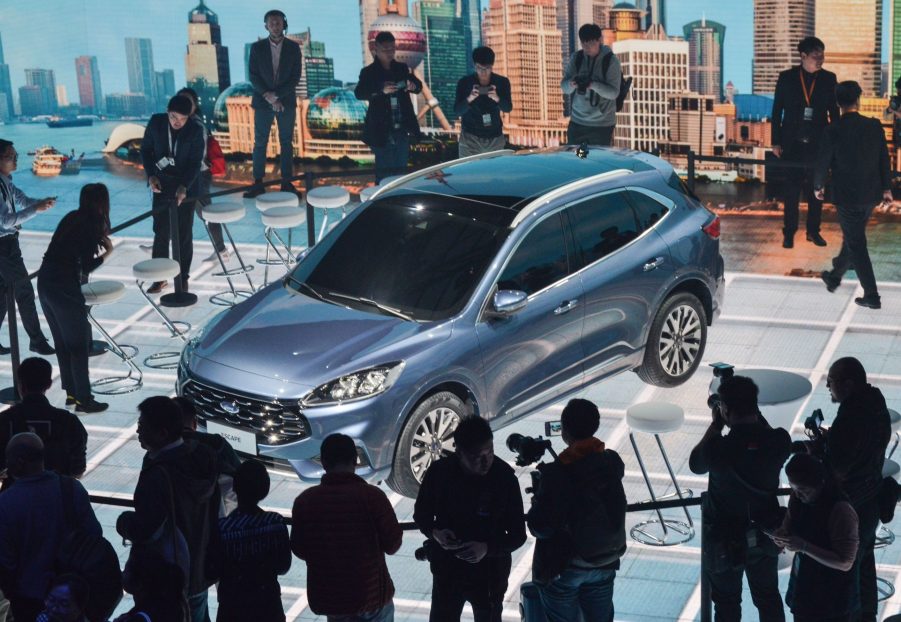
[0,233,46,343]
[567,121,614,147]
[830,203,879,297]
[152,193,194,286]
[854,498,880,622]
[37,268,92,401]
[706,538,785,622]
[429,575,504,622]
[193,171,224,253]
[781,141,822,235]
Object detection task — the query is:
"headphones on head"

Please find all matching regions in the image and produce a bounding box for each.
[264,9,287,30]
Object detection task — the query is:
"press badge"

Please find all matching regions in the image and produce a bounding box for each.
[156,156,175,169]
[803,107,814,121]
[482,113,492,127]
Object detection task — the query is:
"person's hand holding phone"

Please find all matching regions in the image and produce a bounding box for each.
[454,541,488,564]
[35,197,56,212]
[432,528,463,550]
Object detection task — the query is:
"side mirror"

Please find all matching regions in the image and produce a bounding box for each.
[487,289,527,317]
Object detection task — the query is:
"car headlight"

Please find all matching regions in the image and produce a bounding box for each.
[302,362,405,406]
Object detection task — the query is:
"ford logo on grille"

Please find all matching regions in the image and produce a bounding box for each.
[220,401,240,415]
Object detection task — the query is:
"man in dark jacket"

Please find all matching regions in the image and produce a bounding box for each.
[291,433,402,621]
[117,396,220,622]
[355,31,422,182]
[414,416,526,622]
[527,399,626,622]
[819,357,891,622]
[690,375,791,621]
[815,81,892,310]
[454,46,512,157]
[245,9,302,198]
[0,357,86,478]
[771,36,839,249]
[140,95,205,294]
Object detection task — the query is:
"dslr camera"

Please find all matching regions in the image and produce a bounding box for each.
[575,75,592,94]
[394,80,407,91]
[791,408,825,454]
[506,422,561,494]
[707,362,735,423]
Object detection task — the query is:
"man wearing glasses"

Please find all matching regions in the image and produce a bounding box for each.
[454,46,512,158]
[0,139,55,356]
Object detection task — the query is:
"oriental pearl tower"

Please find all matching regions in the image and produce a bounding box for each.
[366,0,452,130]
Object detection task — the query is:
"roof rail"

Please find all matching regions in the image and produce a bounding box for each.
[370,149,516,201]
[510,168,633,228]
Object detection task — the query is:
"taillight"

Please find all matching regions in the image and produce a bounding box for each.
[702,216,720,239]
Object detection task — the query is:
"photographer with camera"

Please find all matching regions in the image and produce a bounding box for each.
[561,24,621,147]
[794,357,890,622]
[689,374,791,621]
[454,47,512,158]
[524,399,626,622]
[413,416,525,622]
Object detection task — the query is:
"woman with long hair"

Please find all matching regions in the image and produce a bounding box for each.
[37,182,114,413]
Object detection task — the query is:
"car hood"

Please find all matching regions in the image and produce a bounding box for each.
[192,285,452,388]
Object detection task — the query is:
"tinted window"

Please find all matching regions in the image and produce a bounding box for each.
[498,214,568,295]
[628,191,669,231]
[298,201,509,321]
[568,192,640,266]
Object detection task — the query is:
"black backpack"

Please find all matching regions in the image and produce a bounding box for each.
[575,50,632,112]
[56,476,123,622]
[565,456,627,565]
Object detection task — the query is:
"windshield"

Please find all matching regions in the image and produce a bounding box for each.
[293,197,512,321]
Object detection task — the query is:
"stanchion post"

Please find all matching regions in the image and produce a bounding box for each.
[0,283,20,404]
[699,491,712,622]
[160,196,198,308]
[304,170,316,248]
[688,150,697,194]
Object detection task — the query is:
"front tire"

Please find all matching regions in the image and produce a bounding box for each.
[386,391,468,498]
[637,292,707,388]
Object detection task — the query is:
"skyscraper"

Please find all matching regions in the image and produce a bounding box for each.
[635,0,665,32]
[683,18,726,101]
[24,68,58,115]
[461,0,481,72]
[752,0,815,95]
[557,0,598,62]
[360,0,381,66]
[593,0,614,29]
[892,0,901,91]
[75,56,103,114]
[416,0,468,125]
[156,69,176,104]
[816,0,881,96]
[483,0,564,147]
[185,0,231,121]
[287,30,337,99]
[0,34,13,120]
[125,37,157,109]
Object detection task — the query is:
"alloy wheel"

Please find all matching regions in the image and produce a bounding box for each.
[657,304,703,377]
[409,406,459,482]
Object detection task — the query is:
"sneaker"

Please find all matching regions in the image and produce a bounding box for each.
[243,180,265,199]
[806,232,828,247]
[139,244,153,254]
[821,271,840,293]
[147,281,168,294]
[65,394,76,406]
[0,343,10,355]
[30,340,56,355]
[75,397,109,414]
[202,249,231,263]
[855,294,881,309]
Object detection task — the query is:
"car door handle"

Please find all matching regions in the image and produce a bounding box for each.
[553,299,579,315]
[643,257,665,272]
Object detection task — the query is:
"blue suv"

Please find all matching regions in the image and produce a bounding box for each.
[178,147,724,497]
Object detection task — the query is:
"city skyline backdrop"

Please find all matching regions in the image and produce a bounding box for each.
[4,0,890,102]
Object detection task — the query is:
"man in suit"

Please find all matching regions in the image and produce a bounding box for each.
[140,95,205,294]
[355,31,422,183]
[815,81,891,310]
[771,36,839,249]
[245,9,302,199]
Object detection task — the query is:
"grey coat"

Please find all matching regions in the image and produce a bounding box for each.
[561,46,621,127]
[248,37,302,110]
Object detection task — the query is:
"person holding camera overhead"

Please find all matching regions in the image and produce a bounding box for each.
[525,399,627,622]
[689,373,791,621]
[454,46,512,157]
[356,31,423,183]
[413,416,525,622]
[561,24,621,147]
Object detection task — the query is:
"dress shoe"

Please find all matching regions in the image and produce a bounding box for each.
[202,249,230,263]
[782,231,794,249]
[0,343,10,355]
[147,281,168,294]
[820,271,840,293]
[854,294,881,309]
[139,243,153,254]
[75,397,109,414]
[806,232,827,247]
[66,393,77,407]
[30,340,56,355]
[243,180,265,199]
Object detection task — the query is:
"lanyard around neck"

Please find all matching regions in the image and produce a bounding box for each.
[799,69,817,107]
[168,126,178,158]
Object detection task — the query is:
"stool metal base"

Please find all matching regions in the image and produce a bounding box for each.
[143,351,181,370]
[210,290,254,307]
[630,519,695,546]
[0,387,17,405]
[91,372,143,395]
[876,525,895,549]
[205,221,255,306]
[160,291,198,307]
[878,576,895,602]
[88,340,110,358]
[637,488,694,506]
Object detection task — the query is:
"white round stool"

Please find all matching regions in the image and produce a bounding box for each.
[307,185,350,242]
[627,401,695,546]
[81,280,143,395]
[201,202,255,306]
[134,259,191,369]
[359,184,379,203]
[379,174,405,187]
[254,191,299,212]
[256,205,307,286]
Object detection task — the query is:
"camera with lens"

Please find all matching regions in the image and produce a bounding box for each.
[791,408,825,454]
[414,539,435,562]
[394,80,407,91]
[575,75,592,94]
[506,433,555,467]
[707,362,735,423]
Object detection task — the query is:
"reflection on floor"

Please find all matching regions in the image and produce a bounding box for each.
[2,230,900,621]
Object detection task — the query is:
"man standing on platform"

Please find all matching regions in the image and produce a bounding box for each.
[771,36,838,249]
[245,9,302,199]
[454,46,512,157]
[561,24,621,147]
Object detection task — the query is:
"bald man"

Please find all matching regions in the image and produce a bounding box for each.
[0,433,100,622]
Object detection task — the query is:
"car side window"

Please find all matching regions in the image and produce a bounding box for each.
[628,190,670,231]
[497,214,568,295]
[567,192,640,267]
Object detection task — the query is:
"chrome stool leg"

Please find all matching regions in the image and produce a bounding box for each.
[878,576,895,601]
[206,221,254,307]
[87,310,143,395]
[137,279,191,370]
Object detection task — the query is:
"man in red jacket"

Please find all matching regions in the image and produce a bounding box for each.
[291,433,402,621]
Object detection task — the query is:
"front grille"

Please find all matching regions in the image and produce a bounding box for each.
[182,379,311,446]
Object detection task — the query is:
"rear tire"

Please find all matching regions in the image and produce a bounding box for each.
[637,292,707,388]
[386,391,469,498]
